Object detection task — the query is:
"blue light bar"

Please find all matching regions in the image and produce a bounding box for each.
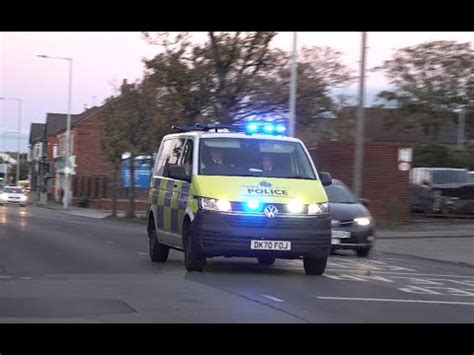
[275,124,286,133]
[246,122,258,133]
[263,124,275,133]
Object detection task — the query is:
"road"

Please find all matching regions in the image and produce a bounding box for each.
[0,205,473,323]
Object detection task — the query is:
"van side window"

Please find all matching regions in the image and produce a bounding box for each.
[160,138,186,177]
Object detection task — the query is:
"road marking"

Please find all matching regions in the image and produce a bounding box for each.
[106,240,116,244]
[261,294,285,302]
[0,276,11,279]
[325,270,474,278]
[316,296,474,306]
[137,252,147,256]
[19,277,32,280]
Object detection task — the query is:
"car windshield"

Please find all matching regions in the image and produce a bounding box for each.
[3,187,23,194]
[432,170,468,184]
[199,137,316,179]
[324,183,358,203]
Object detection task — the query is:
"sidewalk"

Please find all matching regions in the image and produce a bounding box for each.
[37,203,146,219]
[375,217,474,266]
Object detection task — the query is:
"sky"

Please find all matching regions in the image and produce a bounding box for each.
[1,31,472,152]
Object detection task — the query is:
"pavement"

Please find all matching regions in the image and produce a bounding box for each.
[0,205,473,323]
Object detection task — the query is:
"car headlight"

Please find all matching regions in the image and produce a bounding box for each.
[308,202,329,215]
[287,199,304,214]
[354,217,371,226]
[200,198,232,212]
[20,195,27,202]
[0,193,7,201]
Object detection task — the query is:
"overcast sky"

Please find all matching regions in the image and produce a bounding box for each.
[1,31,472,152]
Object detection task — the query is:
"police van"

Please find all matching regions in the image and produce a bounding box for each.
[147,123,333,275]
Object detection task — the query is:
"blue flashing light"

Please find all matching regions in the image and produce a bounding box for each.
[245,199,261,211]
[263,124,275,133]
[275,124,286,133]
[246,122,258,133]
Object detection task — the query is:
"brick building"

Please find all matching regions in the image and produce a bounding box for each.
[308,141,413,223]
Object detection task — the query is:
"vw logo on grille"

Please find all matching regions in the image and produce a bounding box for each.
[264,205,278,218]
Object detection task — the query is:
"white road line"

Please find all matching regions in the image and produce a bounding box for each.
[261,294,285,302]
[325,270,474,278]
[137,252,147,256]
[0,276,11,279]
[316,296,474,306]
[106,240,116,244]
[19,277,32,280]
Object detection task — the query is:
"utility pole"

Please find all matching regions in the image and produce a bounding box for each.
[289,32,298,137]
[352,32,367,198]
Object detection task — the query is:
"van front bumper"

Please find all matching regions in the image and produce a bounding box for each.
[189,211,331,258]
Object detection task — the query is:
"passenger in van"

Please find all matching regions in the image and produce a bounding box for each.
[202,148,233,175]
[260,154,280,176]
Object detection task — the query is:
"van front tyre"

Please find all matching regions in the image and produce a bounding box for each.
[303,256,327,275]
[149,223,169,263]
[183,221,206,272]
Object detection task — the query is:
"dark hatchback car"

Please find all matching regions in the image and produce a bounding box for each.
[324,179,375,257]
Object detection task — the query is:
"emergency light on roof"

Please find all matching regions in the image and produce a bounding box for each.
[245,122,287,135]
[171,122,287,135]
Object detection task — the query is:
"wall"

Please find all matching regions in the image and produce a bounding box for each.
[308,141,413,223]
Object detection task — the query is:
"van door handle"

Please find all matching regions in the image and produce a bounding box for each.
[173,184,178,188]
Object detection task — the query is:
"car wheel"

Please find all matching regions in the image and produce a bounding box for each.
[148,219,169,263]
[303,256,327,275]
[356,247,371,257]
[257,255,275,266]
[183,219,206,272]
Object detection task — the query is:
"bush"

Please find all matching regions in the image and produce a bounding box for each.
[413,143,474,170]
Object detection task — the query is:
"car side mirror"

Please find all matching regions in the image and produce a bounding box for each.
[359,198,369,208]
[319,171,333,186]
[168,166,191,182]
[422,180,430,187]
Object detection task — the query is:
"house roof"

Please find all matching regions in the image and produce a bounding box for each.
[29,123,46,144]
[45,113,83,136]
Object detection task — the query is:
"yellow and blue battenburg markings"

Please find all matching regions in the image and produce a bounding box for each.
[150,177,192,234]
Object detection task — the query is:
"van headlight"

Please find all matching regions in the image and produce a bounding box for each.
[354,217,371,226]
[200,198,232,212]
[308,202,329,215]
[287,200,304,214]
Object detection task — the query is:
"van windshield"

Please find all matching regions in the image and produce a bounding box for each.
[199,138,316,180]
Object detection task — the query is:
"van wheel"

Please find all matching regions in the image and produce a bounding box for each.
[148,219,169,263]
[257,255,275,266]
[303,256,327,275]
[183,219,206,272]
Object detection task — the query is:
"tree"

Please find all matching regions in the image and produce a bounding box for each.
[373,41,474,139]
[142,32,287,124]
[101,80,164,218]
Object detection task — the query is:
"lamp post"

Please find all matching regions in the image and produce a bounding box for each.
[0,97,22,185]
[37,55,73,209]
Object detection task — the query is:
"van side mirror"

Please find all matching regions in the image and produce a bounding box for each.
[319,171,333,186]
[359,198,370,208]
[168,166,191,182]
[422,180,430,187]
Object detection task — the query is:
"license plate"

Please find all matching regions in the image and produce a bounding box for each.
[332,230,351,239]
[251,240,291,251]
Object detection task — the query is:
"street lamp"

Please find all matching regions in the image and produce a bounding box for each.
[0,97,22,185]
[37,54,73,209]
